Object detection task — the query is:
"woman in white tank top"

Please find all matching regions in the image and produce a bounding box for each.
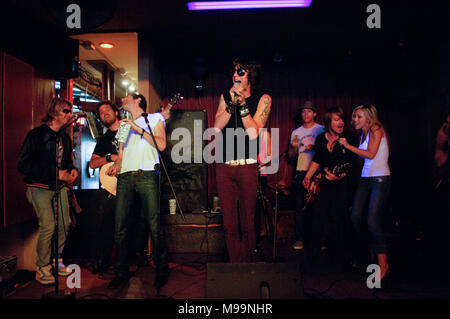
[338,104,391,284]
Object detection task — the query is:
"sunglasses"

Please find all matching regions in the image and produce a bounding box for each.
[61,109,73,114]
[233,68,247,76]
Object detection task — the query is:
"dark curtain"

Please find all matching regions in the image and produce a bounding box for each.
[162,68,373,200]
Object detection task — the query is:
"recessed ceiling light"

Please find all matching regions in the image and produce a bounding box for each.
[99,42,114,49]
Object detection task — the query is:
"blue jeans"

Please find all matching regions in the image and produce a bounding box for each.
[293,171,307,241]
[351,176,391,255]
[114,170,168,277]
[26,187,70,267]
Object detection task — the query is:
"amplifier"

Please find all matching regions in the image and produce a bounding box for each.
[0,256,17,283]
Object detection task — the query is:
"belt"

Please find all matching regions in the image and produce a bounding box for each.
[225,158,258,166]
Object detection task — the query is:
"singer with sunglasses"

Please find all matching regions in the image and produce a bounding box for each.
[338,104,392,284]
[18,98,79,285]
[213,57,272,262]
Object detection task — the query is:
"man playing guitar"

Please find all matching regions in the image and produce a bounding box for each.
[88,101,122,276]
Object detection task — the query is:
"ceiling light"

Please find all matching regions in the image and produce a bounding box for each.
[122,80,129,86]
[186,0,312,10]
[99,42,114,49]
[128,85,136,92]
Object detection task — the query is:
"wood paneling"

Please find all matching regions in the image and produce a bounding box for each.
[0,52,4,227]
[1,53,55,227]
[3,54,34,226]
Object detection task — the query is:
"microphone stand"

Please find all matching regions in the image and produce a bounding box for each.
[272,152,287,261]
[42,117,78,299]
[272,162,279,260]
[142,114,185,221]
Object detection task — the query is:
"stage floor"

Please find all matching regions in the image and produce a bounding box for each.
[4,235,450,300]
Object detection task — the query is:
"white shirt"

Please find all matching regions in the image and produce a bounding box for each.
[120,113,166,174]
[359,131,391,177]
[290,123,324,171]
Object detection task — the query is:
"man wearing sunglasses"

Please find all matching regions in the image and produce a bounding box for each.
[213,58,272,262]
[18,98,78,285]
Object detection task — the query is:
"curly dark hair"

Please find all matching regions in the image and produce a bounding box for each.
[232,57,262,92]
[96,100,121,120]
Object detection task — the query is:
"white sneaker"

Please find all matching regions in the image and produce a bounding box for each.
[293,241,304,250]
[36,265,55,285]
[52,258,73,277]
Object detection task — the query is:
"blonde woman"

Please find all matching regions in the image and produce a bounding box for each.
[339,104,391,282]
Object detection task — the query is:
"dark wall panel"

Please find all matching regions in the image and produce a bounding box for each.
[160,109,208,214]
[2,53,55,227]
[0,52,3,227]
[3,54,34,226]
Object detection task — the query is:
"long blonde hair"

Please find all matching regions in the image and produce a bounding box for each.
[353,104,389,147]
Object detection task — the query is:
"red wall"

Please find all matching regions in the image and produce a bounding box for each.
[1,52,55,227]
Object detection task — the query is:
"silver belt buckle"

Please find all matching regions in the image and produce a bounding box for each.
[226,160,239,166]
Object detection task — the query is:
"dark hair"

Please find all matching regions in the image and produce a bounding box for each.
[323,107,344,132]
[96,100,121,119]
[41,98,72,123]
[96,100,118,113]
[131,93,147,112]
[232,57,262,92]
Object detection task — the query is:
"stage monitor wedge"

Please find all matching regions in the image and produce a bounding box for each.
[206,262,304,299]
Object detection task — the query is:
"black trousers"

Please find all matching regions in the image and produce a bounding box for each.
[310,179,352,266]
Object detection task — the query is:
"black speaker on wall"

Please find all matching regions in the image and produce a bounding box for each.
[206,262,304,299]
[160,109,208,214]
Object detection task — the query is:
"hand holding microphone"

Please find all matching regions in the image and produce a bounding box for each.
[338,135,348,153]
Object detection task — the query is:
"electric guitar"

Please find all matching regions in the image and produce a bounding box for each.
[301,162,350,211]
[99,93,183,196]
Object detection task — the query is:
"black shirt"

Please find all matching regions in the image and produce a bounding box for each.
[313,130,358,178]
[92,129,119,157]
[221,91,261,162]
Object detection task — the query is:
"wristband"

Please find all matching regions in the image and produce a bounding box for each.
[239,103,250,117]
[226,103,236,115]
[105,153,112,162]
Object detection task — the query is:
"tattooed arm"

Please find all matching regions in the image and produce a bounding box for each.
[241,94,272,139]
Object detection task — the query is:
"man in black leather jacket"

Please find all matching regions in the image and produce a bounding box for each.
[18,98,78,285]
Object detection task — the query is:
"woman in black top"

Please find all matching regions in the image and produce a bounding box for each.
[303,107,358,267]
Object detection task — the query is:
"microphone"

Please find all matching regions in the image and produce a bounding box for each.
[338,134,346,154]
[73,113,87,118]
[233,81,240,104]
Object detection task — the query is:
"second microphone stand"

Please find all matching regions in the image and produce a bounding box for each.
[142,113,185,221]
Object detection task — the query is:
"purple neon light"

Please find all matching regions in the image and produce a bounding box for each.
[186,1,312,11]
